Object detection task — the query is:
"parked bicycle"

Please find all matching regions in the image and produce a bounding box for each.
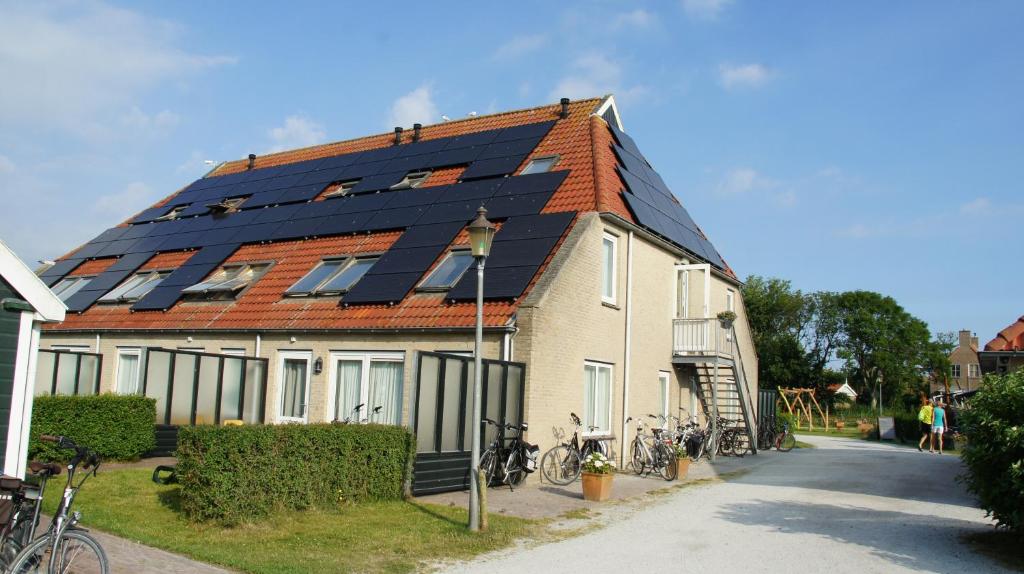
[627,416,677,481]
[480,419,539,491]
[540,413,610,485]
[0,461,61,568]
[333,403,383,424]
[8,434,109,573]
[757,414,778,451]
[774,419,796,452]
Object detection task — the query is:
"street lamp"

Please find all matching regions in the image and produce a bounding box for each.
[467,206,495,532]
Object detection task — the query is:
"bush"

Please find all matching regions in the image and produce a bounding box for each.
[960,370,1024,532]
[893,412,920,442]
[30,394,156,461]
[776,411,798,432]
[176,423,415,524]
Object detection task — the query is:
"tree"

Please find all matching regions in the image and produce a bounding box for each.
[741,276,807,388]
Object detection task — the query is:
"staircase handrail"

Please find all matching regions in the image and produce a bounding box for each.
[730,324,758,453]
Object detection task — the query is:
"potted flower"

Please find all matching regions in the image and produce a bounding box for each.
[717,310,737,329]
[581,452,615,502]
[673,444,691,479]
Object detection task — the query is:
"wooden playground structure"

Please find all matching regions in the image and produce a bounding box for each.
[778,387,832,431]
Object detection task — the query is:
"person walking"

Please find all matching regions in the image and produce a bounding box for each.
[930,401,947,454]
[917,398,933,452]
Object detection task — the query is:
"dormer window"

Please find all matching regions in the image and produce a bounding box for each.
[182,263,269,300]
[155,206,188,221]
[286,256,378,296]
[520,155,559,175]
[390,170,431,190]
[50,276,94,302]
[206,197,247,214]
[324,180,359,198]
[99,270,169,303]
[417,250,474,291]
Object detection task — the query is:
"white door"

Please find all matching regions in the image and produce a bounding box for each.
[277,352,311,423]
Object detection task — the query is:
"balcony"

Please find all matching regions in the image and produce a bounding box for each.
[672,318,734,360]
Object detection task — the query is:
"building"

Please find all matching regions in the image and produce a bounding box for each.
[938,329,982,394]
[980,316,1024,376]
[0,239,65,477]
[35,96,757,492]
[827,382,857,400]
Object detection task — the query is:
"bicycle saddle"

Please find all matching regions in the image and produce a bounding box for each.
[28,461,62,476]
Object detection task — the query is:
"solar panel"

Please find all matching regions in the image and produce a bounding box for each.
[362,207,425,231]
[229,222,284,244]
[391,221,464,248]
[128,206,172,224]
[153,231,205,252]
[416,201,478,225]
[393,137,449,157]
[443,128,502,149]
[252,204,304,224]
[158,264,217,287]
[382,153,438,174]
[317,153,358,170]
[430,146,483,167]
[213,210,260,228]
[298,167,348,186]
[196,226,243,246]
[186,243,240,266]
[339,160,389,180]
[262,174,307,191]
[459,156,526,180]
[119,223,156,240]
[347,172,406,195]
[438,179,505,202]
[63,289,110,312]
[242,189,287,209]
[147,219,186,237]
[271,217,325,240]
[369,246,443,274]
[484,237,560,268]
[95,239,137,258]
[314,212,374,236]
[492,170,568,197]
[341,272,423,304]
[608,123,644,159]
[384,186,448,208]
[494,212,575,242]
[39,259,83,280]
[353,145,401,164]
[69,242,108,259]
[130,286,187,311]
[124,236,166,254]
[447,265,539,300]
[340,192,395,213]
[476,137,543,160]
[89,226,131,244]
[276,185,325,204]
[493,121,556,143]
[176,203,211,218]
[482,191,554,219]
[612,145,650,181]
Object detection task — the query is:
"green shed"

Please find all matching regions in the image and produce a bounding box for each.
[0,240,65,478]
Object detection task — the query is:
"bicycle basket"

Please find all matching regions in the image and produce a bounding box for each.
[522,443,540,473]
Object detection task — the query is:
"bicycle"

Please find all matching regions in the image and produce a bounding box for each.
[8,435,109,574]
[757,414,778,451]
[479,419,537,491]
[540,413,610,485]
[627,416,677,481]
[0,462,61,568]
[333,403,383,424]
[775,419,796,452]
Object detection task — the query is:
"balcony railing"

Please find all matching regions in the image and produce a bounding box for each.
[672,318,733,357]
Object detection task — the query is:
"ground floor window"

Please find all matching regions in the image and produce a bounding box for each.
[329,352,404,424]
[278,352,311,422]
[115,348,142,395]
[583,361,613,434]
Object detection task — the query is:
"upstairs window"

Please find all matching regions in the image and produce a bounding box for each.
[99,271,169,303]
[286,256,378,296]
[324,180,359,198]
[390,170,431,190]
[601,232,617,305]
[51,276,94,302]
[182,263,269,300]
[418,250,474,291]
[520,155,559,175]
[968,363,980,378]
[951,364,961,378]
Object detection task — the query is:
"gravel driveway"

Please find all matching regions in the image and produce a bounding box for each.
[444,435,1011,574]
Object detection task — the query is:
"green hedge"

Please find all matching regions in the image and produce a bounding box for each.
[960,370,1024,532]
[776,412,798,433]
[30,394,156,461]
[176,424,416,524]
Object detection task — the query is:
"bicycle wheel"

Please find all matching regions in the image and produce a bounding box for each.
[541,445,581,485]
[505,449,526,486]
[480,450,498,486]
[777,432,797,452]
[656,445,678,481]
[9,529,109,574]
[718,431,735,456]
[730,432,748,457]
[630,439,646,475]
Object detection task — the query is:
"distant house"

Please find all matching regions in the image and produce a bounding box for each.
[827,382,857,400]
[0,240,65,477]
[33,96,758,493]
[979,316,1024,377]
[938,329,982,394]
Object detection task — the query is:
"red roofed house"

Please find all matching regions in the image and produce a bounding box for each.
[34,96,757,493]
[980,316,1024,377]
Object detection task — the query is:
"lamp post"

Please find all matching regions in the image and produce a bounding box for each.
[466,206,495,532]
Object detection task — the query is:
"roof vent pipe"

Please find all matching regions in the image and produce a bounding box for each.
[559,98,570,119]
[412,123,422,142]
[393,127,403,146]
[247,154,256,170]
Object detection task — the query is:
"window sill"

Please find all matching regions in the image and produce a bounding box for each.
[601,301,620,310]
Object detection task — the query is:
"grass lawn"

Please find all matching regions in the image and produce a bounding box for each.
[43,469,538,574]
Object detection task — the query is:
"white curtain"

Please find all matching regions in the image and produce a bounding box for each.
[116,353,140,395]
[584,365,597,431]
[368,361,402,425]
[596,366,611,431]
[335,360,363,421]
[281,359,307,418]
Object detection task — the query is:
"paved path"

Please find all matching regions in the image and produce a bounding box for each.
[445,435,1010,574]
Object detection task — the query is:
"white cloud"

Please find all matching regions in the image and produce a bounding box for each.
[611,9,655,30]
[120,106,180,136]
[492,34,547,61]
[266,115,328,153]
[960,197,992,215]
[94,182,159,217]
[715,167,796,206]
[719,63,773,90]
[386,85,439,129]
[0,2,234,137]
[682,0,733,19]
[0,155,15,174]
[549,53,649,104]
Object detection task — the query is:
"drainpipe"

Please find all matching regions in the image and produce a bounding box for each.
[255,333,261,357]
[94,333,100,354]
[620,230,634,468]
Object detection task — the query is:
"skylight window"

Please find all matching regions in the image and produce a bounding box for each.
[182,263,269,300]
[206,197,247,214]
[286,256,378,296]
[390,170,431,190]
[50,276,93,302]
[418,250,474,291]
[99,271,169,303]
[155,206,188,221]
[520,156,559,175]
[324,180,360,198]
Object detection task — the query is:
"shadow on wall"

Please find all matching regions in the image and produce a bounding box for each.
[717,500,1004,573]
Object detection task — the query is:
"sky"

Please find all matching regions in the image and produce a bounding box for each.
[0,0,1021,343]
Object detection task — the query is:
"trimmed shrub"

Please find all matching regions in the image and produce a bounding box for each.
[176,423,416,524]
[893,412,920,442]
[30,394,156,461]
[960,370,1024,532]
[776,412,798,432]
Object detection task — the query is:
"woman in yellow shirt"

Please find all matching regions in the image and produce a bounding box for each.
[917,399,933,452]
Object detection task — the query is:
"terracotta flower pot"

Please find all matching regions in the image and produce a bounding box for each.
[835,421,845,430]
[581,472,613,502]
[676,458,690,479]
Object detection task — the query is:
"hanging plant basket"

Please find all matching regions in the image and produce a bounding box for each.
[717,310,737,328]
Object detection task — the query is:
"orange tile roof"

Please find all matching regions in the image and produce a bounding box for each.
[984,315,1024,351]
[47,96,730,332]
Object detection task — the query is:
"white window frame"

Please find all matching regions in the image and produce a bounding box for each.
[326,351,405,424]
[114,347,143,395]
[520,155,560,175]
[417,249,475,291]
[155,205,187,221]
[583,361,613,436]
[51,276,94,302]
[659,371,671,427]
[390,170,431,190]
[49,345,90,353]
[675,269,689,319]
[276,351,312,423]
[182,263,269,298]
[726,289,735,312]
[286,256,378,296]
[601,232,617,305]
[951,364,961,378]
[99,270,169,303]
[324,180,359,198]
[968,363,980,378]
[220,348,247,357]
